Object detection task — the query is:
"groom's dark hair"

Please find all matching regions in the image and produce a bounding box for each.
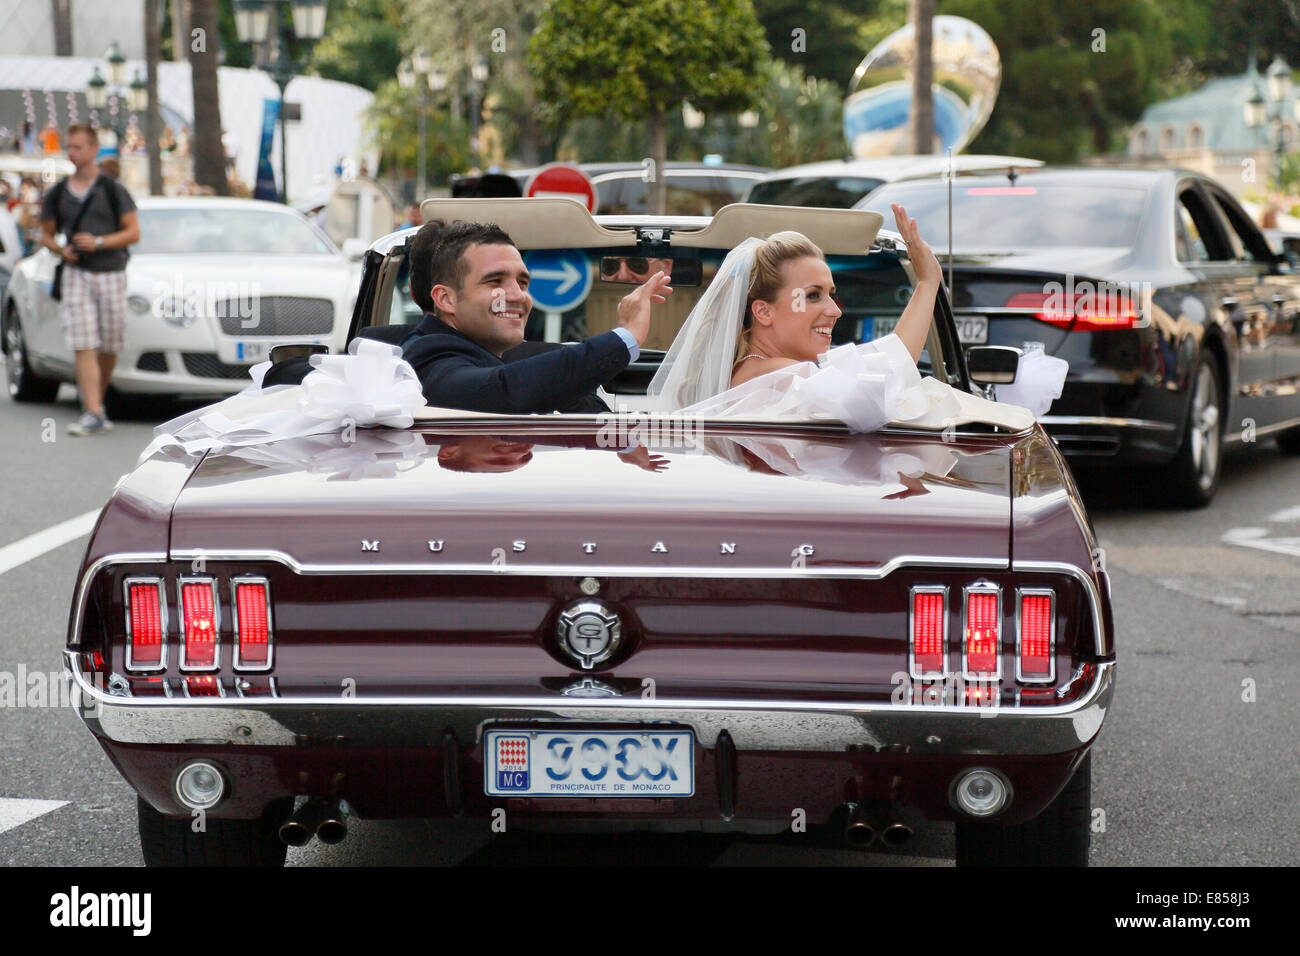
[408,219,516,314]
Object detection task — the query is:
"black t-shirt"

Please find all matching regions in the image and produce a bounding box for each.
[41,175,137,272]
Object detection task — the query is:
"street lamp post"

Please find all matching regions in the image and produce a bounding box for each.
[399,50,446,199]
[1245,55,1299,188]
[233,0,329,203]
[468,55,488,167]
[84,43,148,157]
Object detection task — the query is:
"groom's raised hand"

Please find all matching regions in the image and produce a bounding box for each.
[616,270,673,346]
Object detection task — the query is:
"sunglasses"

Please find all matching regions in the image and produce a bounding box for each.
[601,257,651,277]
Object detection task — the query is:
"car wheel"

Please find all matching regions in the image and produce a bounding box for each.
[1163,355,1222,508]
[137,796,290,867]
[4,308,59,403]
[954,753,1091,867]
[1277,424,1300,456]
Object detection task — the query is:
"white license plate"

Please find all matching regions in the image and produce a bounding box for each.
[873,315,988,344]
[484,729,695,797]
[217,340,271,364]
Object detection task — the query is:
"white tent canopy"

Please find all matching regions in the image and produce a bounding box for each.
[0,54,378,201]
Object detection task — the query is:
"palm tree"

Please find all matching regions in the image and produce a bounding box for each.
[187,0,227,194]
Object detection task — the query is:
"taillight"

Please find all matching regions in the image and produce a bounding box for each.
[909,586,948,679]
[124,577,166,671]
[1005,290,1137,331]
[1016,588,1055,683]
[179,578,220,670]
[962,585,1001,679]
[232,576,272,671]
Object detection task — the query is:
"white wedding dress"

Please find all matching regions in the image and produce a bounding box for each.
[646,236,1068,433]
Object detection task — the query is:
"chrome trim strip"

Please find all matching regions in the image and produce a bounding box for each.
[961,583,1002,681]
[177,576,220,672]
[164,550,1008,578]
[1039,415,1177,432]
[907,585,949,680]
[1011,560,1109,658]
[123,576,167,673]
[73,552,168,647]
[63,651,1114,755]
[231,575,274,672]
[1222,414,1300,444]
[1015,587,1057,684]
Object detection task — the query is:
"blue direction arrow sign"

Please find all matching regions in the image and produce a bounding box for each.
[524,249,592,313]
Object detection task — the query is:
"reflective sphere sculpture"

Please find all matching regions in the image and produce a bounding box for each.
[844,15,1002,158]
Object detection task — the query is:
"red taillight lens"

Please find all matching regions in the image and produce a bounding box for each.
[1017,589,1055,682]
[234,578,271,670]
[909,587,947,678]
[1005,290,1137,331]
[125,578,165,671]
[963,587,1001,678]
[180,579,218,670]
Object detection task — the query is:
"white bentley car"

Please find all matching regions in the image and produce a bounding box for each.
[3,197,361,408]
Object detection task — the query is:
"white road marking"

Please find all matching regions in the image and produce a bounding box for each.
[1267,505,1300,523]
[0,798,68,835]
[1222,526,1300,558]
[0,509,99,576]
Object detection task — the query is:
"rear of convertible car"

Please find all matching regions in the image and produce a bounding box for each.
[65,422,1114,866]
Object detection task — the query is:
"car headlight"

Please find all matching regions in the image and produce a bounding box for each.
[154,296,199,328]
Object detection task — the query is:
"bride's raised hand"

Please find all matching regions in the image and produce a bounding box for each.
[891,203,942,289]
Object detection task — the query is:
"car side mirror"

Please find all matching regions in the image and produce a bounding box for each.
[341,237,367,261]
[966,345,1021,385]
[269,343,330,364]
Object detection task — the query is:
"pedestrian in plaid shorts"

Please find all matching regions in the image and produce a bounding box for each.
[39,124,140,436]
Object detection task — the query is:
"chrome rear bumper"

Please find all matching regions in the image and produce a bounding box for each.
[66,652,1113,757]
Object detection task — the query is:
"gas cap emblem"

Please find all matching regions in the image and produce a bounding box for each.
[556,599,622,669]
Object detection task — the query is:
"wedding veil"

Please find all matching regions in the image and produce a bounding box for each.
[645,237,763,411]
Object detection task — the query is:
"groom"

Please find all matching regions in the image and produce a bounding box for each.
[401,219,672,413]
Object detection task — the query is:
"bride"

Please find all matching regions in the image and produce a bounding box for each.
[646,204,1065,431]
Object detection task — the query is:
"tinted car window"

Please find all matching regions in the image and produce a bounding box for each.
[860,183,1148,249]
[746,177,885,209]
[136,209,334,255]
[596,174,760,216]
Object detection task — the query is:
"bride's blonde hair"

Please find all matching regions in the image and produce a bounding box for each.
[734,230,826,366]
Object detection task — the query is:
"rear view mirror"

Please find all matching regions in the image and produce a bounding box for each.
[598,256,702,286]
[966,345,1021,385]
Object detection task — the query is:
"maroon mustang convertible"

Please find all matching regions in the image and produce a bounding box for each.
[64,199,1114,866]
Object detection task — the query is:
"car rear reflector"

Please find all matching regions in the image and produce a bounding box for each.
[963,585,1001,679]
[233,577,272,671]
[179,579,219,671]
[909,586,948,679]
[184,675,223,697]
[1017,588,1055,683]
[1004,290,1137,331]
[124,577,166,671]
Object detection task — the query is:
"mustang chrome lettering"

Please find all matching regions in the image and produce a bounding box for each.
[651,542,668,553]
[721,542,736,554]
[427,540,444,552]
[581,543,597,554]
[361,540,379,552]
[512,540,526,552]
[556,599,622,669]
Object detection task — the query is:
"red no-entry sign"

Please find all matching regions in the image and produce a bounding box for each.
[525,163,598,213]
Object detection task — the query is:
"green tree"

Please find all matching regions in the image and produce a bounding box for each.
[940,0,1175,161]
[751,0,882,88]
[529,0,769,213]
[307,0,404,91]
[367,79,473,186]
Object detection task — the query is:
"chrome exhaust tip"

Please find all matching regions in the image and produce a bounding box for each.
[315,800,348,845]
[843,803,877,848]
[278,797,326,847]
[881,822,914,847]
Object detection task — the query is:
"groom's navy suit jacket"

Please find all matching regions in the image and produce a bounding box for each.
[400,313,630,414]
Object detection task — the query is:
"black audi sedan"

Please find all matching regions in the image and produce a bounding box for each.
[859,168,1300,506]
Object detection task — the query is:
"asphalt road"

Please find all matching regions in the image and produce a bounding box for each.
[1,386,1296,866]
